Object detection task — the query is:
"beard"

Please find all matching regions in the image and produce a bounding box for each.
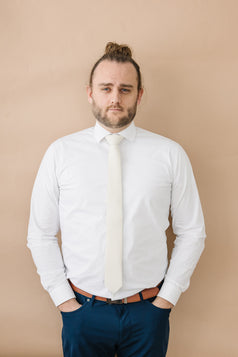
[91,99,138,129]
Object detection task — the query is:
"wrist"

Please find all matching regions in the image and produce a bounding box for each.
[153,296,174,309]
[58,298,81,312]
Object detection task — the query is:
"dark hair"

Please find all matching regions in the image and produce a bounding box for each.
[89,42,142,91]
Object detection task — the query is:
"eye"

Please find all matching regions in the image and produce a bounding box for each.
[102,87,110,92]
[120,88,130,93]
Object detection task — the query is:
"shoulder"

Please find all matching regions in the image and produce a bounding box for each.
[136,126,184,153]
[40,126,94,163]
[46,126,94,152]
[53,126,94,146]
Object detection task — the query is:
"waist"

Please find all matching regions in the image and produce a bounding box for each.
[69,280,164,304]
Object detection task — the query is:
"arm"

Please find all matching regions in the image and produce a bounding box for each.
[157,143,206,307]
[27,142,76,307]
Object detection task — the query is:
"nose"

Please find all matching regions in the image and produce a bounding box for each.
[110,89,121,105]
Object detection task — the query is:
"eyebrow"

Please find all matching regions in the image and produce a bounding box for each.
[98,83,134,88]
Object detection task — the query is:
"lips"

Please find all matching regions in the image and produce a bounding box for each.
[107,106,123,111]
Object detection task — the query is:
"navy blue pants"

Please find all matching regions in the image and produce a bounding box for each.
[61,291,171,357]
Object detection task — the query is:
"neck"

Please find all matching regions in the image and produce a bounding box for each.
[96,120,132,133]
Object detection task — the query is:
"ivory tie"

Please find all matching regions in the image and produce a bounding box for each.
[105,134,124,294]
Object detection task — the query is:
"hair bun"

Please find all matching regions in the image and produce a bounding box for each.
[105,42,132,58]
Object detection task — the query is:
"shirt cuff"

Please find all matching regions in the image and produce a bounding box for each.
[49,281,76,307]
[157,279,182,306]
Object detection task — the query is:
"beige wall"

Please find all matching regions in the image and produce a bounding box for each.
[1,0,237,356]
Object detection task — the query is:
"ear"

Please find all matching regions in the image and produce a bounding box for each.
[137,88,144,105]
[86,85,93,104]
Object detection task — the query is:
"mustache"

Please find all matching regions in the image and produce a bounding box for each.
[107,105,123,111]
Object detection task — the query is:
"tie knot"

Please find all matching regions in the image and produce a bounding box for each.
[105,134,124,146]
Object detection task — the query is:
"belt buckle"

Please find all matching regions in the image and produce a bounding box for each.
[106,298,124,304]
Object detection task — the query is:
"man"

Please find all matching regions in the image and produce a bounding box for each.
[27,42,206,357]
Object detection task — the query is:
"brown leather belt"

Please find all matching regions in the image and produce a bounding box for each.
[69,280,162,304]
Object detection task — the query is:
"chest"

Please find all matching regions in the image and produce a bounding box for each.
[57,147,172,209]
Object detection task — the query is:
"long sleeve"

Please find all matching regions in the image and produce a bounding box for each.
[158,144,206,305]
[27,143,75,306]
[27,123,206,304]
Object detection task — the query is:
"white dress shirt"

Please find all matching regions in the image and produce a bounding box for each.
[27,120,206,306]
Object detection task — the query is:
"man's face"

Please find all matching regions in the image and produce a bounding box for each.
[87,60,143,132]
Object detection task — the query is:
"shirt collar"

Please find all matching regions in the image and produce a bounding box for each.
[94,120,136,143]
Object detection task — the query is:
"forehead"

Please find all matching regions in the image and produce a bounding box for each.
[92,60,138,86]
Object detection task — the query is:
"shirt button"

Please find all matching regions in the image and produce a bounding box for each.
[87,298,90,302]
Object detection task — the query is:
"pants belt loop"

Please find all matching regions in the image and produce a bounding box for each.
[139,291,144,301]
[91,295,96,306]
[158,279,164,290]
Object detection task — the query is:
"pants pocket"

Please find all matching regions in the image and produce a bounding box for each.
[144,300,171,314]
[60,292,90,319]
[60,304,86,318]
